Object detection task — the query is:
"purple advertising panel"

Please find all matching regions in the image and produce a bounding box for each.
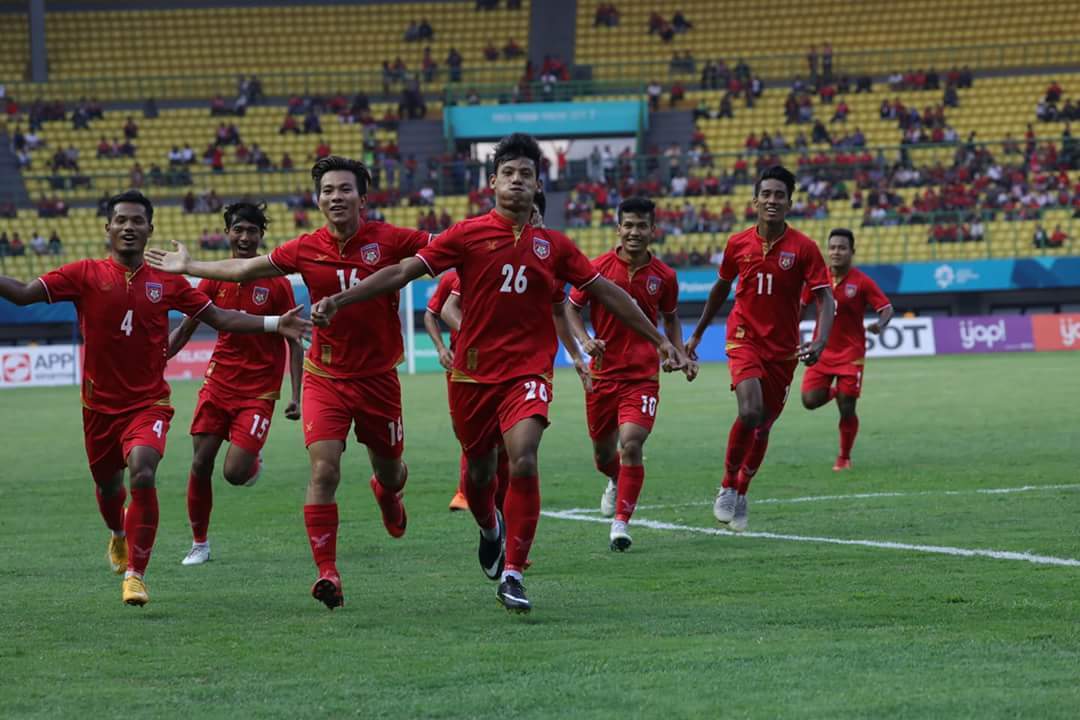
[932,315,1035,354]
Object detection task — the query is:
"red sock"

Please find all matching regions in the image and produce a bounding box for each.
[596,455,620,481]
[839,414,859,459]
[303,503,339,577]
[724,417,754,481]
[494,447,510,511]
[456,453,468,495]
[124,487,158,576]
[95,484,126,533]
[186,471,212,543]
[503,474,540,573]
[614,465,644,522]
[737,428,771,494]
[371,464,407,525]
[464,465,498,530]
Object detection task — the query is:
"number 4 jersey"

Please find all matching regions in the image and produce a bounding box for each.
[39,257,212,413]
[718,224,830,361]
[268,222,432,379]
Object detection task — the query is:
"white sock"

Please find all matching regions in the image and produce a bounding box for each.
[124,570,142,580]
[611,520,628,534]
[501,569,523,583]
[111,530,126,538]
[192,541,208,548]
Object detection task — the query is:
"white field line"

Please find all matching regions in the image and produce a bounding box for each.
[558,483,1080,516]
[541,510,1080,568]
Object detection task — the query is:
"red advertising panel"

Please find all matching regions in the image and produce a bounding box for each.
[1031,313,1080,351]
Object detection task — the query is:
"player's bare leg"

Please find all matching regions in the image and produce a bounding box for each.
[800,386,834,410]
[368,450,408,538]
[96,468,128,575]
[609,422,650,551]
[305,440,345,609]
[122,446,163,606]
[182,433,225,566]
[835,393,858,471]
[592,430,620,517]
[222,443,260,487]
[716,378,764,525]
[496,417,546,613]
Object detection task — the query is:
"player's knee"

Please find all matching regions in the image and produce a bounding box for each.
[222,461,252,486]
[801,392,820,410]
[593,448,617,472]
[310,459,341,488]
[510,453,538,479]
[128,465,156,489]
[619,439,644,465]
[373,462,404,491]
[738,407,765,428]
[191,457,215,480]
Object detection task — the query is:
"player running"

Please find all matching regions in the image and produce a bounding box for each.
[564,196,697,551]
[0,190,308,606]
[147,156,433,610]
[311,133,686,613]
[167,201,304,565]
[687,165,835,532]
[799,228,893,470]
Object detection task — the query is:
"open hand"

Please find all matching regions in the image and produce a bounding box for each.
[277,305,312,342]
[437,347,455,370]
[145,241,190,274]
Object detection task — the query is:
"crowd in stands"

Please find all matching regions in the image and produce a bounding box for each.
[647,9,693,42]
[0,230,62,257]
[1036,80,1080,122]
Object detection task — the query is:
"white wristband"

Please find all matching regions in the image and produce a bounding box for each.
[263,315,280,333]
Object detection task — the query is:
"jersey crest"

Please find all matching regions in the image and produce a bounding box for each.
[646,275,661,295]
[778,251,796,270]
[145,282,163,303]
[360,242,381,265]
[252,286,270,305]
[532,237,551,260]
[844,282,858,298]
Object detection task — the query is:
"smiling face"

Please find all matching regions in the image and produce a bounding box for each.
[227,219,263,258]
[753,178,792,225]
[617,211,654,255]
[827,233,854,272]
[317,169,366,227]
[106,202,152,258]
[489,156,539,215]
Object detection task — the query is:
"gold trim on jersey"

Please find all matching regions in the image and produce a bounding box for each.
[450,368,479,383]
[726,341,743,351]
[303,357,339,379]
[852,358,866,366]
[257,390,282,400]
[320,343,332,367]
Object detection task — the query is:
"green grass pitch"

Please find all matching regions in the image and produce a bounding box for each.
[1,353,1078,718]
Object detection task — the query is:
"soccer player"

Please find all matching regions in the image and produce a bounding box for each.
[687,165,835,532]
[565,196,697,552]
[0,190,308,606]
[310,133,686,613]
[167,202,304,565]
[799,228,893,470]
[147,156,433,610]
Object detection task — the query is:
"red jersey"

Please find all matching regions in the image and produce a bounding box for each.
[800,267,891,367]
[416,210,599,384]
[269,222,431,379]
[569,248,678,381]
[719,224,830,361]
[39,258,212,413]
[426,270,461,348]
[197,276,297,400]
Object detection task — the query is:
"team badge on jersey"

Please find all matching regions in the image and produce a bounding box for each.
[145,282,163,303]
[646,275,661,295]
[778,251,796,270]
[361,243,381,265]
[533,237,551,260]
[252,286,270,305]
[844,283,858,298]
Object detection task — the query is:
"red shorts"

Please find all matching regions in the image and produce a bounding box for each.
[727,346,798,419]
[449,375,552,459]
[302,370,403,458]
[190,385,277,455]
[82,405,174,484]
[585,378,660,440]
[802,362,864,399]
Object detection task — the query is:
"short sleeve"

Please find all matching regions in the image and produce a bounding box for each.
[863,276,892,311]
[416,224,464,276]
[799,283,813,307]
[801,240,830,290]
[659,271,679,314]
[390,226,434,260]
[552,232,600,289]
[38,260,89,303]
[568,286,588,307]
[718,243,738,281]
[426,274,454,313]
[269,237,302,274]
[168,276,212,317]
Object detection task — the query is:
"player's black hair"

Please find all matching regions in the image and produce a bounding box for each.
[617,196,656,224]
[533,190,546,218]
[311,155,372,196]
[492,132,542,173]
[753,164,796,198]
[224,201,269,233]
[828,227,855,251]
[106,189,154,224]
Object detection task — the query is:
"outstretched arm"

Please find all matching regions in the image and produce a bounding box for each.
[284,338,303,420]
[312,257,428,327]
[686,277,732,359]
[0,277,48,306]
[424,308,454,370]
[146,241,283,281]
[586,277,686,370]
[166,315,201,360]
[199,304,311,341]
[552,301,592,391]
[799,286,835,365]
